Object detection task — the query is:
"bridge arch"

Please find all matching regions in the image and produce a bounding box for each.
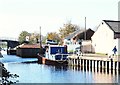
[0,37,20,54]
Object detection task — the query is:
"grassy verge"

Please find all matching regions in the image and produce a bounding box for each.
[95,53,107,56]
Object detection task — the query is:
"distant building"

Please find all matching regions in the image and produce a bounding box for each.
[64,28,94,53]
[46,39,58,45]
[16,44,44,58]
[92,20,120,55]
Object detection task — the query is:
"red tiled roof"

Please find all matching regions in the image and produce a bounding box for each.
[19,44,41,48]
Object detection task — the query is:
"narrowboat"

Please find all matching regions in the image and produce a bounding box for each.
[37,45,68,65]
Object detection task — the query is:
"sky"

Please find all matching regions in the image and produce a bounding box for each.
[0,0,119,39]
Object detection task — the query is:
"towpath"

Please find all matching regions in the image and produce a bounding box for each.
[68,53,120,61]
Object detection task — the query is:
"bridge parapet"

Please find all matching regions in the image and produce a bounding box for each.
[0,37,18,41]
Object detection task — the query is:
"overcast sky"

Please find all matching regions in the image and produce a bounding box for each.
[0,0,119,39]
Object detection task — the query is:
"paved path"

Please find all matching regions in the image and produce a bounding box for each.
[68,53,120,61]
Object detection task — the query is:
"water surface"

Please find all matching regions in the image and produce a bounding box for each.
[1,51,120,83]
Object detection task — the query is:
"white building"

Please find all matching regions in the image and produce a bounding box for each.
[92,20,120,55]
[63,28,94,53]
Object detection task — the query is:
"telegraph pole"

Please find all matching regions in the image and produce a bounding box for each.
[84,17,86,40]
[40,26,42,48]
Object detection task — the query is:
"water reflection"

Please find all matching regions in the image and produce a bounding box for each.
[4,63,120,83]
[0,52,37,63]
[53,65,68,71]
[68,65,120,83]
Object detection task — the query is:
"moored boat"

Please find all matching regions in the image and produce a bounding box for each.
[37,45,68,65]
[0,47,3,58]
[0,51,3,58]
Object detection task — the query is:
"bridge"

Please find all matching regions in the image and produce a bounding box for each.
[0,37,20,54]
[0,37,18,41]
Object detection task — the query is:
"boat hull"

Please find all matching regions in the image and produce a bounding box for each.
[37,54,68,65]
[37,54,43,64]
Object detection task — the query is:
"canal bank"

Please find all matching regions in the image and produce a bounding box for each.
[68,54,120,71]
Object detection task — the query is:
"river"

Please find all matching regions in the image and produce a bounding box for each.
[0,51,120,83]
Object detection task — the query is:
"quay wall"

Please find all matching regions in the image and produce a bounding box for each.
[68,56,120,71]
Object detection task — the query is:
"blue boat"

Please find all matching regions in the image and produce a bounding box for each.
[37,45,68,65]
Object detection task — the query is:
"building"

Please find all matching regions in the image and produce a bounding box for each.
[64,28,94,53]
[91,20,120,55]
[16,44,44,58]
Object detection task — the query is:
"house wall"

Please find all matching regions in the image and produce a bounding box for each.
[82,40,92,53]
[114,38,120,55]
[64,38,79,52]
[67,44,79,52]
[92,21,115,54]
[64,39,72,45]
[66,40,92,53]
[118,39,120,55]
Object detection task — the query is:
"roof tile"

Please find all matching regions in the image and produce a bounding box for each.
[104,20,120,32]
